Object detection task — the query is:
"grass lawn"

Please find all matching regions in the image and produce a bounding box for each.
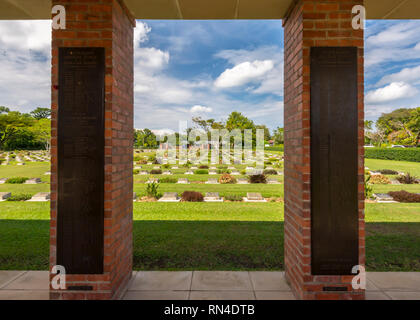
[0,162,50,182]
[1,202,419,272]
[365,158,420,176]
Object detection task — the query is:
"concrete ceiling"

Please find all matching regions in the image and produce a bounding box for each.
[0,0,420,20]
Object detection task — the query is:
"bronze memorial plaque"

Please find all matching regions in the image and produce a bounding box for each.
[310,47,359,275]
[57,47,105,274]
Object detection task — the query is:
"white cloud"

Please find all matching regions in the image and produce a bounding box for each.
[215,60,274,88]
[214,46,283,95]
[134,21,151,46]
[377,65,420,86]
[190,105,212,113]
[365,82,418,104]
[0,20,51,54]
[135,47,169,70]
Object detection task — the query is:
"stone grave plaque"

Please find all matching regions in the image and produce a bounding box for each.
[0,178,6,184]
[158,192,179,202]
[237,179,249,184]
[57,47,105,274]
[310,47,358,275]
[177,178,189,184]
[0,192,11,201]
[29,192,50,201]
[25,178,41,184]
[206,179,218,184]
[247,193,263,200]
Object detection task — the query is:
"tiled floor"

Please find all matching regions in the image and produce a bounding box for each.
[0,271,419,300]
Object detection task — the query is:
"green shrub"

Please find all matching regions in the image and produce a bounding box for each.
[150,169,162,174]
[146,181,160,199]
[365,148,420,162]
[396,173,419,184]
[133,169,140,175]
[249,174,267,184]
[6,177,28,184]
[263,169,277,175]
[379,169,398,175]
[217,165,228,169]
[365,172,373,199]
[159,177,177,183]
[194,169,208,174]
[137,159,147,164]
[240,170,246,175]
[225,194,242,202]
[7,194,32,201]
[181,191,204,202]
[133,155,141,162]
[217,169,231,174]
[389,190,420,203]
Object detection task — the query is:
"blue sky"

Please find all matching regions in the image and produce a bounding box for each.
[1,19,420,134]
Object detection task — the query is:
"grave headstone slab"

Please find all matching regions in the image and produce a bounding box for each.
[177,178,189,184]
[163,171,172,175]
[28,192,50,202]
[373,193,397,203]
[245,192,266,202]
[25,178,41,184]
[267,178,280,184]
[185,171,194,175]
[133,192,137,201]
[237,179,249,184]
[0,192,11,201]
[158,192,180,202]
[209,171,217,175]
[206,179,219,184]
[204,192,223,202]
[0,178,7,184]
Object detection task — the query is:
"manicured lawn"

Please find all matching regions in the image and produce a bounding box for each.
[365,158,420,176]
[1,202,419,271]
[0,162,50,182]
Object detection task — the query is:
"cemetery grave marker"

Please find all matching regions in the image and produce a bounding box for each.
[0,192,11,201]
[28,192,51,202]
[158,192,180,202]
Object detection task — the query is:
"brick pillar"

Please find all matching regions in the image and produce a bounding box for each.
[283,0,365,300]
[50,0,135,300]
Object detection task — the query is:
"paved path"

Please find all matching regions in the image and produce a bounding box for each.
[0,271,419,300]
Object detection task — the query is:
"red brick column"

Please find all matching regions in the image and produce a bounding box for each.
[283,0,365,300]
[50,0,135,300]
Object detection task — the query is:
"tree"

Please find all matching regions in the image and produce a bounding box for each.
[376,108,416,145]
[134,128,157,148]
[0,106,10,114]
[0,111,34,149]
[272,127,284,145]
[255,124,271,142]
[30,107,51,120]
[364,120,374,145]
[29,118,51,151]
[225,112,255,131]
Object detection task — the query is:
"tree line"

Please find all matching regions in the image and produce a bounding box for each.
[133,111,285,148]
[0,106,51,151]
[365,107,420,147]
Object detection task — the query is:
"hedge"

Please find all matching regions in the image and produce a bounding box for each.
[364,148,420,162]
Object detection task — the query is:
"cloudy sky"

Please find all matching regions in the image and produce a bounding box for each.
[1,19,420,133]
